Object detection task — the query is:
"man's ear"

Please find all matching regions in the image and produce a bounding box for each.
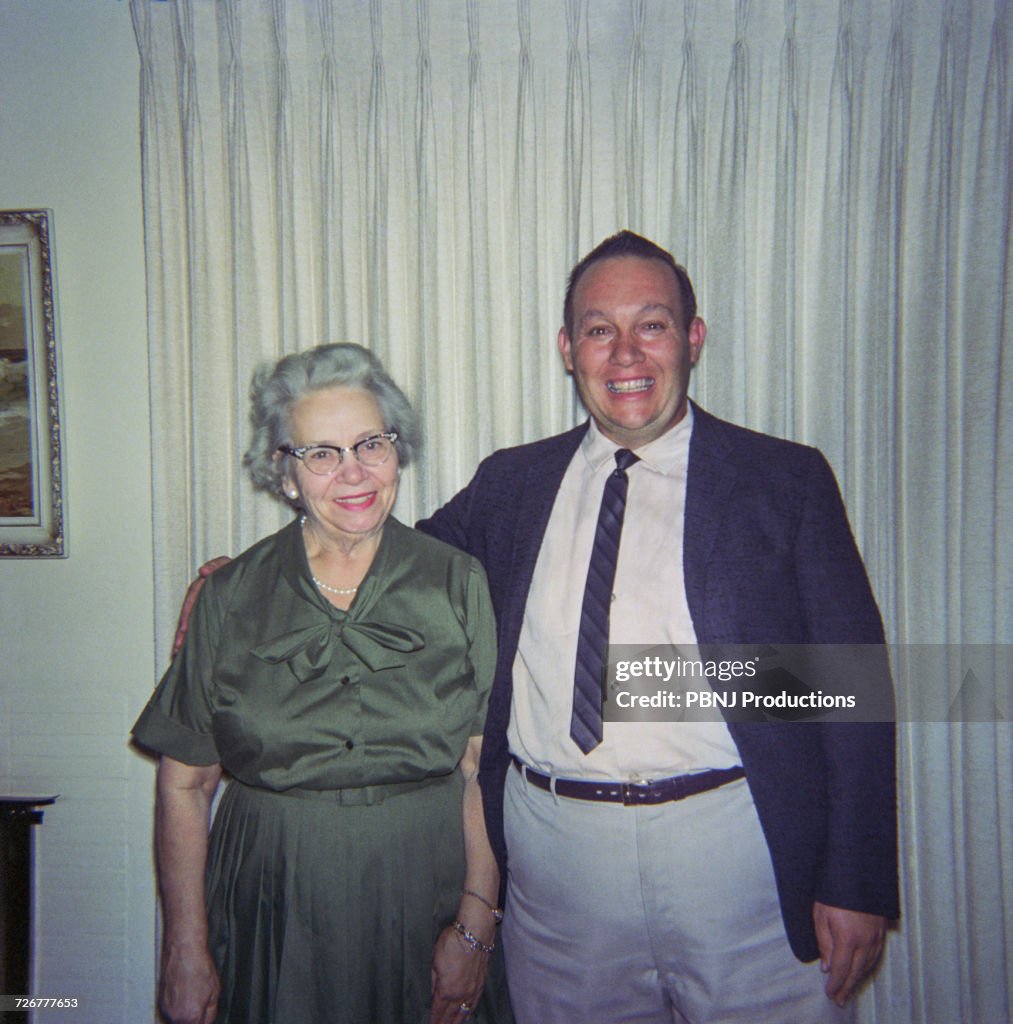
[688,317,707,366]
[557,327,575,373]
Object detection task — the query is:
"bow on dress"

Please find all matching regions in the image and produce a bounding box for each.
[252,618,425,682]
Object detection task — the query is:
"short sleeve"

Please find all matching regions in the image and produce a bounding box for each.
[131,574,225,766]
[465,558,497,736]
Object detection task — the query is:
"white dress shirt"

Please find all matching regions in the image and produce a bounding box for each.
[508,406,741,780]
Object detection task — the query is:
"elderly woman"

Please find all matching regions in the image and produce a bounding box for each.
[133,344,505,1024]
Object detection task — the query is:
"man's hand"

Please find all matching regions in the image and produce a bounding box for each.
[813,901,887,1006]
[171,557,231,657]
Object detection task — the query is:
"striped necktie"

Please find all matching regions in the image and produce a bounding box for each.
[570,448,639,754]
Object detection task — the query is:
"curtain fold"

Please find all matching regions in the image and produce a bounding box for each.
[132,2,1011,1020]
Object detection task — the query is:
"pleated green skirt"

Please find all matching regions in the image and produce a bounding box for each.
[205,774,510,1024]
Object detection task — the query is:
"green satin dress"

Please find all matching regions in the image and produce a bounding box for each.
[133,517,508,1024]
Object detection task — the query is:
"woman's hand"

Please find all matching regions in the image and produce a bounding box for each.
[431,925,489,1024]
[431,733,501,1022]
[155,757,223,1024]
[159,941,220,1024]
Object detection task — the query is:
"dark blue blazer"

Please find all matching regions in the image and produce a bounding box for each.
[418,403,899,961]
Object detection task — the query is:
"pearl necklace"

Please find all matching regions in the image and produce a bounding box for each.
[311,575,358,596]
[300,517,361,595]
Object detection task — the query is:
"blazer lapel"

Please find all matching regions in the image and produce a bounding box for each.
[499,425,587,660]
[684,405,738,641]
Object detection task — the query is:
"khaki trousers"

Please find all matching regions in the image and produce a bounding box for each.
[502,767,853,1024]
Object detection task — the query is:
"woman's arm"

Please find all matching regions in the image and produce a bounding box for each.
[431,735,500,1023]
[155,755,224,1024]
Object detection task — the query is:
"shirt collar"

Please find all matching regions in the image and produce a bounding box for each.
[580,403,695,477]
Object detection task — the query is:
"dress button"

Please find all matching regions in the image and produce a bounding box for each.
[345,739,354,750]
[340,675,351,686]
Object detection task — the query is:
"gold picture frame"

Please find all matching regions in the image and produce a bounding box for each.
[0,210,65,557]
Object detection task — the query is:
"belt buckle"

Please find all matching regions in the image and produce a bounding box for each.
[621,776,651,806]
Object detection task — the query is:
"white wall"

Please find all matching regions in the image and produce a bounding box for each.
[0,3,157,1020]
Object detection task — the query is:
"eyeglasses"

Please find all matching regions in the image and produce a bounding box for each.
[277,432,398,474]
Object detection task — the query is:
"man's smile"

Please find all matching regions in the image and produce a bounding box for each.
[606,377,655,394]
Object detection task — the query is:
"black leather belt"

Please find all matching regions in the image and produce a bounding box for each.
[512,758,745,806]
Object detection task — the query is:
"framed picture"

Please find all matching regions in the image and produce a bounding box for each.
[0,210,65,557]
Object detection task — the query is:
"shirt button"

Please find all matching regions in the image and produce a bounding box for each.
[345,739,354,750]
[340,675,351,686]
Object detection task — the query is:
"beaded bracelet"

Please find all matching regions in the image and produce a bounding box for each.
[462,888,504,924]
[452,920,495,954]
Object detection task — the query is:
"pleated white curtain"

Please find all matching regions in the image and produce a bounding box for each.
[132,1,1011,1020]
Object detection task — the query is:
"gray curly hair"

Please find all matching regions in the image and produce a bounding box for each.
[243,343,422,502]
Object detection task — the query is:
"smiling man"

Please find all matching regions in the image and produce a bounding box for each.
[418,231,898,1024]
[558,249,705,449]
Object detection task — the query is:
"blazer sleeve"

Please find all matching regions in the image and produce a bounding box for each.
[793,451,886,645]
[795,452,899,919]
[417,461,487,558]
